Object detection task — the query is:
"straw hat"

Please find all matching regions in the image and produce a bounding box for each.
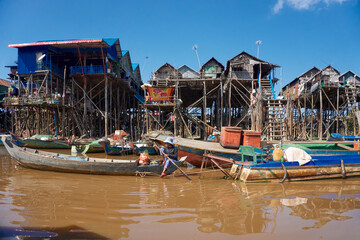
[164,137,174,145]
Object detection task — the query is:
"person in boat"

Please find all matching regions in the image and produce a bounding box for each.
[160,137,178,178]
[138,153,150,165]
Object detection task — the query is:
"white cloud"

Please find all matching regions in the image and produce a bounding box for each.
[273,0,350,13]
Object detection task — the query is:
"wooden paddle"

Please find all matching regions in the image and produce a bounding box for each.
[154,143,192,181]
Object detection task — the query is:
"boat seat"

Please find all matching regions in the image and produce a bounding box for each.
[239,146,264,164]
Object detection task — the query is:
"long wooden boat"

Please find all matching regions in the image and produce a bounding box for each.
[71,140,104,154]
[1,136,184,176]
[230,154,360,182]
[149,133,242,167]
[11,133,70,149]
[99,139,133,155]
[83,139,104,153]
[280,143,359,156]
[133,143,158,155]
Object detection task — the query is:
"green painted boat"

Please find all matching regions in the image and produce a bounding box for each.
[279,143,359,156]
[83,140,104,153]
[71,140,104,154]
[11,133,70,149]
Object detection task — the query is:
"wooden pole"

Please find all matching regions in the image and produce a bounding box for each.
[100,47,108,137]
[280,67,283,96]
[117,86,120,130]
[173,105,177,136]
[62,66,66,137]
[220,81,223,128]
[319,87,323,140]
[311,94,313,140]
[203,80,207,140]
[228,80,231,126]
[336,87,339,133]
[110,81,113,134]
[303,88,307,139]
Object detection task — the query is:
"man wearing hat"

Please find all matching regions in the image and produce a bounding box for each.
[160,137,178,177]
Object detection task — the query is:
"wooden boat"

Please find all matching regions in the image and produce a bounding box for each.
[83,140,104,153]
[230,154,360,182]
[99,139,133,155]
[133,143,158,155]
[149,133,242,167]
[71,140,104,154]
[11,133,70,149]
[0,130,8,146]
[1,136,184,176]
[280,143,359,156]
[330,133,360,141]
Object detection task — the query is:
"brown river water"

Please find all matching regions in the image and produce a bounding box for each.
[0,147,360,239]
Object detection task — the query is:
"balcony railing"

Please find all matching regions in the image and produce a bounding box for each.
[3,96,70,106]
[70,65,114,75]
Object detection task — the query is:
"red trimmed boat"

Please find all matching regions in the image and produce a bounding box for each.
[150,133,242,167]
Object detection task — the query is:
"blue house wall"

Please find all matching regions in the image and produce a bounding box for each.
[18,46,48,75]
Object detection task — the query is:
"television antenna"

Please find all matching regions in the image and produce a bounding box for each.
[256,40,262,58]
[192,45,201,70]
[141,56,149,76]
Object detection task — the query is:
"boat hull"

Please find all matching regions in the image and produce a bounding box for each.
[100,140,133,155]
[150,134,242,167]
[11,133,70,149]
[2,136,182,176]
[178,145,239,167]
[234,156,360,182]
[135,146,158,155]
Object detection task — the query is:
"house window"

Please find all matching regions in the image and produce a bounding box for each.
[36,52,45,63]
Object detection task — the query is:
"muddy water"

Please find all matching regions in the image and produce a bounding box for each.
[1,147,360,239]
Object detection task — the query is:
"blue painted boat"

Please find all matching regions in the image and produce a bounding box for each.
[231,154,360,182]
[278,143,359,156]
[133,144,158,155]
[99,139,133,156]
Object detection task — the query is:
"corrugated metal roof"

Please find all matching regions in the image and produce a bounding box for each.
[0,79,11,87]
[8,39,107,48]
[102,38,118,46]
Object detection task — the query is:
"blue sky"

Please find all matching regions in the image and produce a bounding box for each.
[0,0,359,94]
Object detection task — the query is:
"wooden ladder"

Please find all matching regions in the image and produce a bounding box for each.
[266,99,286,141]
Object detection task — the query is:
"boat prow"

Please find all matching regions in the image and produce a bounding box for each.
[1,135,184,176]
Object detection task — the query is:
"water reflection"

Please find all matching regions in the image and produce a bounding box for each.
[233,180,360,231]
[0,149,360,239]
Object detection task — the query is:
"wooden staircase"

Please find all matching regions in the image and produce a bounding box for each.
[265,99,286,141]
[260,79,274,100]
[345,86,360,131]
[345,87,357,110]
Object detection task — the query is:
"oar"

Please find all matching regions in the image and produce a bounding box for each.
[154,144,192,181]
